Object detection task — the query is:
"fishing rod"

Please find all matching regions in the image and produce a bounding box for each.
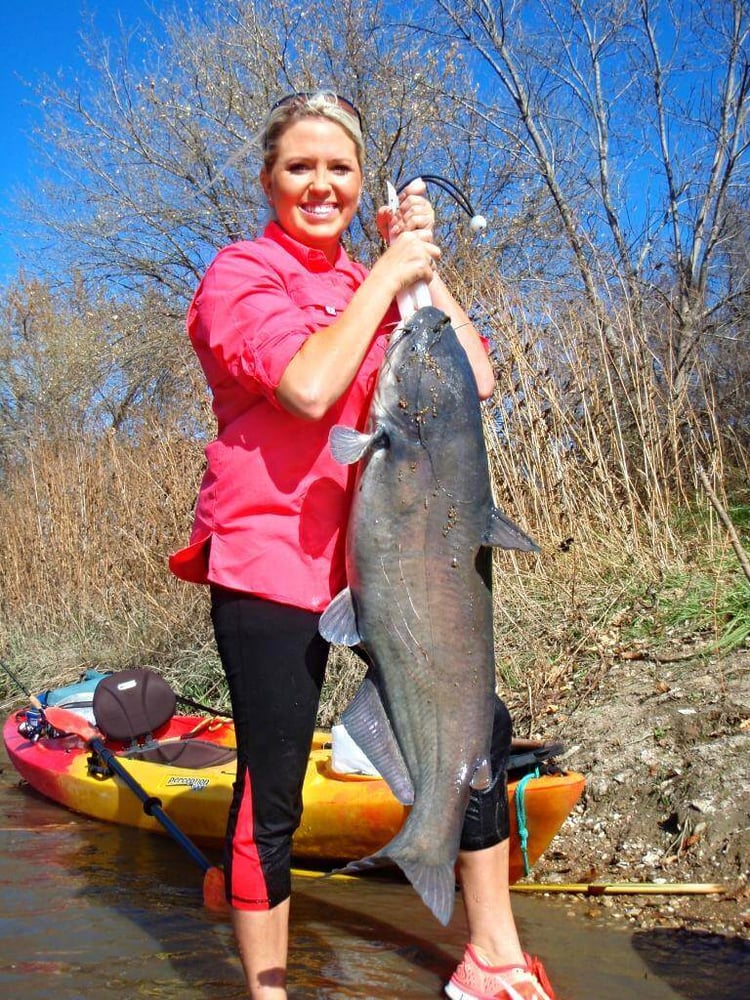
[0,658,33,700]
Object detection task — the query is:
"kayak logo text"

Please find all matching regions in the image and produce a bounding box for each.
[166,775,210,791]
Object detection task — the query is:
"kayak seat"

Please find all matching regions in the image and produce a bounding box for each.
[124,740,236,768]
[92,668,236,770]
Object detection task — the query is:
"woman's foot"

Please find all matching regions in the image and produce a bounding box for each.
[444,946,558,1000]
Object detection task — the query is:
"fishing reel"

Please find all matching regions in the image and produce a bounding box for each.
[16,707,62,742]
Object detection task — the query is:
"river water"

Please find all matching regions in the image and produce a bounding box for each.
[1,740,747,999]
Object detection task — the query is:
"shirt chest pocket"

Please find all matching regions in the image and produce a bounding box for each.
[286,278,351,325]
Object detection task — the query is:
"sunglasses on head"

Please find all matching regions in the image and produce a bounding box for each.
[269,92,362,129]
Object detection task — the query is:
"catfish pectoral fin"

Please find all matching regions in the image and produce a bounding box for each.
[469,756,493,791]
[329,424,387,465]
[483,506,540,552]
[319,587,361,645]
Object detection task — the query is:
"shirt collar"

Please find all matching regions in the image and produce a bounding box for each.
[263,221,354,274]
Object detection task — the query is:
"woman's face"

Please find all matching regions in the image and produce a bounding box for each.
[261,117,363,261]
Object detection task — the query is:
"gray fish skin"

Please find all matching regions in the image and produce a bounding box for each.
[320,305,538,925]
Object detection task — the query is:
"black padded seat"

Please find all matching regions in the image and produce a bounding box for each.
[93,668,176,742]
[93,668,236,770]
[122,740,236,768]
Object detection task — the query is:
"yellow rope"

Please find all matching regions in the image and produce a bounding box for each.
[510,882,725,895]
[290,868,725,896]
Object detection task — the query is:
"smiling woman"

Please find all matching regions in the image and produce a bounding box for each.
[168,90,553,1000]
[260,117,363,263]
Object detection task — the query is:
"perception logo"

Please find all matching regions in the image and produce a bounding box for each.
[166,775,210,791]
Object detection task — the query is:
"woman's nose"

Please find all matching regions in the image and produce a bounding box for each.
[308,168,332,192]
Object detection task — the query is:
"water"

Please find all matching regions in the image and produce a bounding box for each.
[1,740,747,999]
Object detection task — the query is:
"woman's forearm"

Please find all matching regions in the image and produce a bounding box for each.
[429,272,495,400]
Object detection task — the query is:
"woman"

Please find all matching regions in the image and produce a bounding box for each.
[170,91,557,1000]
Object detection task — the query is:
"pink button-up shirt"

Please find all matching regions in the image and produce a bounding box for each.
[169,222,398,611]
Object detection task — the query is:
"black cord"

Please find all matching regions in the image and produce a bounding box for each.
[175,692,233,719]
[396,173,478,219]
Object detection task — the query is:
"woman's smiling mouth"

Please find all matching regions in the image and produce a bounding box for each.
[300,202,338,217]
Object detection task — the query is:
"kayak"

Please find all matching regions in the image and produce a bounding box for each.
[3,707,583,882]
[4,664,585,883]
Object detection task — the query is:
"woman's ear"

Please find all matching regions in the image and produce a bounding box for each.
[260,169,272,203]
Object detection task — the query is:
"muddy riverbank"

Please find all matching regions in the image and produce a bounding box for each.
[518,646,749,940]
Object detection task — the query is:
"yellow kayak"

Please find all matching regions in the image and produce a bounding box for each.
[4,710,584,881]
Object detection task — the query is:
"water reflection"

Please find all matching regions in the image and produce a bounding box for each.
[632,929,749,1000]
[1,743,747,999]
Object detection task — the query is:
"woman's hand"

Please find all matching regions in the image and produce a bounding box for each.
[376,178,435,245]
[277,176,491,420]
[371,228,441,295]
[375,178,495,400]
[372,179,440,294]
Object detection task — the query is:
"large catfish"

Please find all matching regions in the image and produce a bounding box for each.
[319,305,538,925]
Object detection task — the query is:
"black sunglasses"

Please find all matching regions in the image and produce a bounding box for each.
[268,92,362,129]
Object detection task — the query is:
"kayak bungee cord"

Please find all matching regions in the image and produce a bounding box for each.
[174,691,232,719]
[1,657,232,723]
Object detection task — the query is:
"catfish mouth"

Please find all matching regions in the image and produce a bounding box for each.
[376,310,452,444]
[380,309,451,387]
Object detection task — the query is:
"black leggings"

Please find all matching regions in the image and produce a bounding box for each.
[210,586,512,910]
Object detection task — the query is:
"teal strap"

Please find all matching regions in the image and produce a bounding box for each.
[515,768,539,877]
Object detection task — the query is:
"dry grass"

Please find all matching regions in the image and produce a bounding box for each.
[481,295,748,728]
[1,299,747,728]
[0,418,224,709]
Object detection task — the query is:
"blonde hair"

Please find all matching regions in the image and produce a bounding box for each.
[260,91,365,172]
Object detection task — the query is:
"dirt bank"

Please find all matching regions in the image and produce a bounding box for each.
[519,647,749,940]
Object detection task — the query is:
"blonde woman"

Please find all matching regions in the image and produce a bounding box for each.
[171,91,556,1000]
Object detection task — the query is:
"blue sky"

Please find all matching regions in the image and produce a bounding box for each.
[0,1,165,282]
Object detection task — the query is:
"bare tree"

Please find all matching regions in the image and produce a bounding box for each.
[0,274,201,467]
[425,1,750,370]
[5,0,748,473]
[20,0,495,293]
[7,0,502,449]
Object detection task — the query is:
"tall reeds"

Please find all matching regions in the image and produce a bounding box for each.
[0,296,746,726]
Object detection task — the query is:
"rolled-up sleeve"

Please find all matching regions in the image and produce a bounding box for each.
[188,242,316,406]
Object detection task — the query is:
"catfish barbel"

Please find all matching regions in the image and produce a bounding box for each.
[319,305,538,925]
